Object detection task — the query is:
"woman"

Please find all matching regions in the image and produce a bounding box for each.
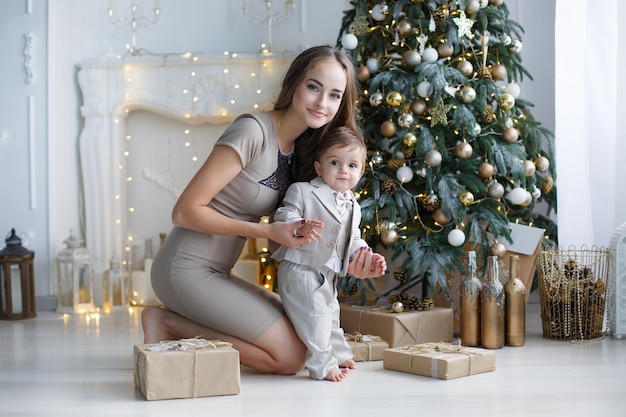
[142,45,386,375]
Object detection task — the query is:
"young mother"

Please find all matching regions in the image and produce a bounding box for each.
[142,45,387,375]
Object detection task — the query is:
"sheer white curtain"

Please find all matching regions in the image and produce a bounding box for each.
[554,0,625,248]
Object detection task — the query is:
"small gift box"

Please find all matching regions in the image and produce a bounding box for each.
[134,337,241,400]
[383,342,496,380]
[340,304,453,348]
[345,333,389,362]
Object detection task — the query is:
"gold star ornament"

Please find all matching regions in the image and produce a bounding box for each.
[427,99,454,127]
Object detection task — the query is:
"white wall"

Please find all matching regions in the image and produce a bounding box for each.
[0,0,557,306]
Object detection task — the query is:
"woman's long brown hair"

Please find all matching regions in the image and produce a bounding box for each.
[273,45,361,182]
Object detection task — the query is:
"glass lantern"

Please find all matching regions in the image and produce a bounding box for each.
[102,253,128,311]
[56,230,95,313]
[0,228,36,320]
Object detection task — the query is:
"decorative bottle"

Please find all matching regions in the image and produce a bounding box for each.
[481,255,505,349]
[505,254,526,346]
[460,250,482,346]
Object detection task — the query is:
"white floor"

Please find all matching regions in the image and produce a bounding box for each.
[1,302,625,417]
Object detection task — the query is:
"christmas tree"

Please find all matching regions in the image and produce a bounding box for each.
[335,0,557,302]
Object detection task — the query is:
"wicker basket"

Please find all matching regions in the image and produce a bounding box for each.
[537,247,610,341]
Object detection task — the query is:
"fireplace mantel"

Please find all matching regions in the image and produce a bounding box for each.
[77,52,295,272]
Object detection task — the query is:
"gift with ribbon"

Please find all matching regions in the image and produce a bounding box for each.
[340,303,453,348]
[382,342,496,380]
[134,337,241,400]
[345,332,389,362]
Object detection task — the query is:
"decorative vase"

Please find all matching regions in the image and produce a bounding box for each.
[481,255,504,349]
[505,254,526,346]
[460,250,481,346]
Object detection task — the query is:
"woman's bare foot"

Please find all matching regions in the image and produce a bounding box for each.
[340,359,357,369]
[141,306,175,343]
[325,367,349,382]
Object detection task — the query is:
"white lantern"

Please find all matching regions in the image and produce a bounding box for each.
[56,230,95,313]
[102,253,128,311]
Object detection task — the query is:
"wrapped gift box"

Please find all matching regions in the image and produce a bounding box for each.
[340,304,453,347]
[134,338,240,400]
[383,342,496,380]
[345,333,389,361]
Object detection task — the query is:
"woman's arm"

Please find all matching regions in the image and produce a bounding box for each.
[172,145,314,249]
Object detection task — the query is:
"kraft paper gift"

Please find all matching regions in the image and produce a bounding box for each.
[134,338,240,400]
[383,342,496,380]
[345,333,389,361]
[340,304,453,348]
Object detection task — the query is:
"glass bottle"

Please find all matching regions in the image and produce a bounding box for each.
[505,254,526,346]
[481,255,505,349]
[460,250,482,346]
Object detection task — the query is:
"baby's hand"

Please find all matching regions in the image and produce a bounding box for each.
[295,218,323,240]
[370,253,387,277]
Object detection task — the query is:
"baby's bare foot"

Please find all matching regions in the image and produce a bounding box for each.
[340,359,357,369]
[325,367,349,382]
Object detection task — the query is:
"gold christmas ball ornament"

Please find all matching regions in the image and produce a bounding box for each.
[381,120,397,137]
[437,41,454,58]
[403,132,417,147]
[424,149,443,167]
[523,159,536,176]
[498,93,516,111]
[489,241,507,257]
[455,141,473,159]
[502,127,519,143]
[369,91,383,107]
[458,86,477,103]
[397,18,413,37]
[534,156,550,172]
[479,161,495,178]
[487,181,505,198]
[457,60,474,77]
[398,112,415,128]
[357,65,371,82]
[381,227,398,245]
[490,63,507,81]
[391,301,404,313]
[386,91,403,107]
[489,0,504,5]
[411,99,428,115]
[459,191,475,206]
[433,208,451,225]
[403,50,421,68]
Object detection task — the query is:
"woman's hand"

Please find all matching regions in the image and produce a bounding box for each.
[348,247,387,279]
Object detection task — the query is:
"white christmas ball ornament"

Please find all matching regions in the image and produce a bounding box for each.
[488,182,505,198]
[479,0,489,8]
[466,0,480,13]
[512,39,523,53]
[341,33,358,50]
[366,58,379,73]
[371,4,388,21]
[508,187,527,205]
[396,166,414,183]
[448,229,466,247]
[422,47,439,63]
[505,82,521,98]
[417,81,433,98]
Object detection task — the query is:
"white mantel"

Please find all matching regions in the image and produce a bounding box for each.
[77,52,295,272]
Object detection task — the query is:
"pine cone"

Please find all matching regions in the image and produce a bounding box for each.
[432,7,448,25]
[379,55,395,70]
[482,104,495,123]
[541,176,554,194]
[382,179,398,195]
[476,66,493,80]
[405,296,421,311]
[387,157,406,170]
[393,267,407,282]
